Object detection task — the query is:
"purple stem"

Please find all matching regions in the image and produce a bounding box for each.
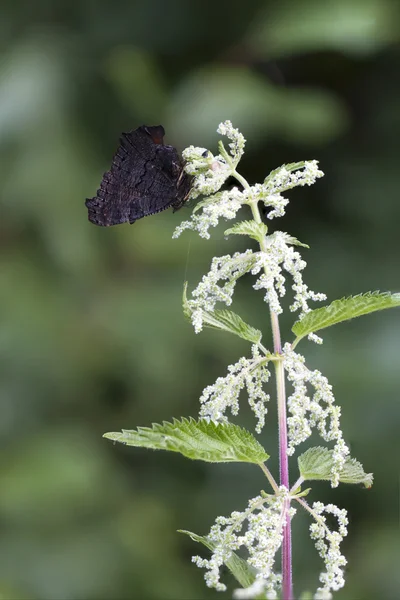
[271,311,293,600]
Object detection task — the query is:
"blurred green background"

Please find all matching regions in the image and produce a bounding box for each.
[1,0,399,598]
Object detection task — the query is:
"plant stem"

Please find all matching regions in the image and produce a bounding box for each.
[256,209,293,600]
[259,462,280,493]
[273,329,293,600]
[234,175,293,600]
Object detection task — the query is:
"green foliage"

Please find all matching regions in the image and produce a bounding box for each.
[183,283,262,343]
[281,234,310,249]
[225,220,268,241]
[179,530,257,589]
[104,418,270,464]
[298,447,373,488]
[292,292,400,341]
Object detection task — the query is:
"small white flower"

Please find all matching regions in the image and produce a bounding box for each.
[194,491,289,595]
[264,162,324,196]
[199,345,271,433]
[253,161,325,220]
[283,345,350,486]
[233,577,269,599]
[176,124,324,247]
[253,232,326,317]
[217,120,246,164]
[309,502,348,599]
[173,121,248,238]
[186,250,257,330]
[181,145,211,173]
[186,233,325,333]
[173,188,245,240]
[308,332,324,344]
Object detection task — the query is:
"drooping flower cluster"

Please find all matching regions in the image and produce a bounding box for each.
[199,345,271,433]
[188,249,257,332]
[193,490,293,598]
[172,187,244,239]
[251,231,327,317]
[283,344,349,487]
[310,502,348,599]
[186,233,326,334]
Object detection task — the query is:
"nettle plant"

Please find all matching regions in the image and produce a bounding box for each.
[105,122,400,599]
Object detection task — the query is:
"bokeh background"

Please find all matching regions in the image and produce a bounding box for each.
[1,0,399,598]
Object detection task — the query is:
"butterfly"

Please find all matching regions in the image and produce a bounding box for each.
[85,125,192,226]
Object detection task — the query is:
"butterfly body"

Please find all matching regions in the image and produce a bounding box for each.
[85,125,192,227]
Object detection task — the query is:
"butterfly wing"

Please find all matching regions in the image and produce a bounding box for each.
[85,126,191,227]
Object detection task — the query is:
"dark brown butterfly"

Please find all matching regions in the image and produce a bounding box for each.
[85,125,192,226]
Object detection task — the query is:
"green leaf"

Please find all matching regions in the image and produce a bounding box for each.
[104,418,270,464]
[292,291,400,340]
[183,283,262,344]
[200,308,262,343]
[298,447,373,488]
[179,530,257,589]
[281,234,309,249]
[292,487,312,498]
[224,220,268,241]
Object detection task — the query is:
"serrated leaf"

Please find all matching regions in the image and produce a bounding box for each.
[267,231,309,249]
[202,309,263,343]
[225,220,268,241]
[183,283,262,343]
[298,447,373,488]
[282,234,309,249]
[104,418,270,464]
[179,530,257,589]
[292,292,400,341]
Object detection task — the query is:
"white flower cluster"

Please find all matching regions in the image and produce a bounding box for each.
[193,490,291,598]
[175,122,323,244]
[251,185,290,220]
[177,120,245,208]
[181,145,231,200]
[252,231,326,317]
[174,162,324,240]
[187,234,326,334]
[216,120,246,164]
[283,344,349,487]
[264,161,324,195]
[233,578,271,599]
[173,187,244,240]
[188,250,257,332]
[310,502,348,599]
[238,160,323,222]
[199,345,271,433]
